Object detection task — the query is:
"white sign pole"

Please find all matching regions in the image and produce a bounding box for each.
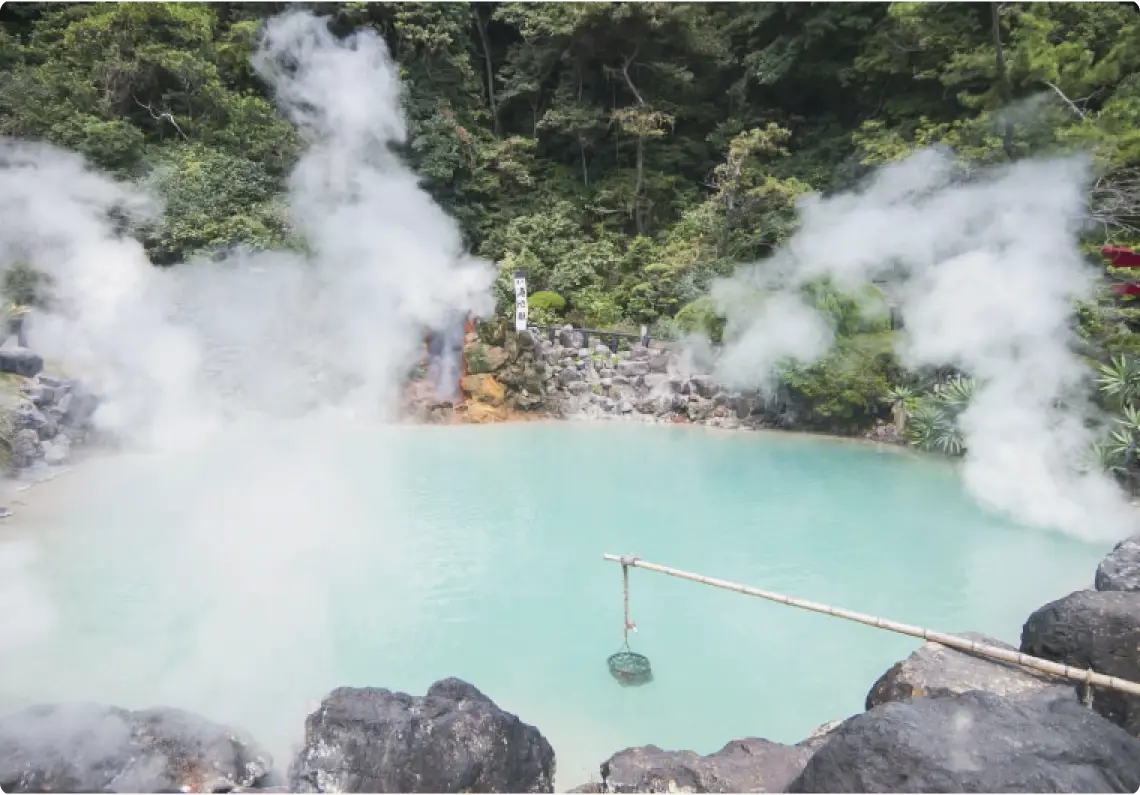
[513,271,528,332]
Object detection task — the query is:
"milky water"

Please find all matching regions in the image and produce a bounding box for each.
[0,421,1109,789]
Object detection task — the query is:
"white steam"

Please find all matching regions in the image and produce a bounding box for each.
[0,10,494,440]
[0,9,495,766]
[0,140,209,448]
[713,148,1136,541]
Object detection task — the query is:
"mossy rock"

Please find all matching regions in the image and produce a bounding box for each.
[464,343,508,374]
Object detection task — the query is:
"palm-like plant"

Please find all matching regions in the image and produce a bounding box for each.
[1099,404,1140,474]
[930,417,966,455]
[936,375,978,412]
[1096,355,1140,407]
[905,395,968,456]
[1084,439,1124,475]
[1103,427,1136,468]
[1119,404,1140,437]
[899,375,976,457]
[883,385,916,433]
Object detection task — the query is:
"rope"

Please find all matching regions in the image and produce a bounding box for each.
[621,556,639,642]
[602,554,1140,699]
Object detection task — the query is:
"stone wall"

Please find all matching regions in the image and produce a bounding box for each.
[498,327,771,428]
[411,325,908,441]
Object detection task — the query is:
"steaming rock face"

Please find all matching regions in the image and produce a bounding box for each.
[465,343,509,375]
[866,632,1061,709]
[1020,589,1140,736]
[0,703,273,793]
[289,678,555,793]
[0,368,91,471]
[596,738,818,794]
[1096,535,1140,592]
[788,689,1140,793]
[461,373,506,407]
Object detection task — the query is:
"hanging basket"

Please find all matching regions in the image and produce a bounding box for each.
[608,648,653,686]
[607,558,653,686]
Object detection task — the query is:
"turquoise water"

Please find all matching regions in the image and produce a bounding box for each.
[0,421,1109,788]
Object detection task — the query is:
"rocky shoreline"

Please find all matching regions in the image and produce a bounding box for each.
[402,326,904,446]
[1,536,1138,793]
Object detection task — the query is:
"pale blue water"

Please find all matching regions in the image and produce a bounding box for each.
[0,421,1109,788]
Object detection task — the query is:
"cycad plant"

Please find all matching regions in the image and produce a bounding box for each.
[883,385,917,434]
[906,402,966,455]
[903,375,977,456]
[1096,355,1140,407]
[937,375,977,412]
[1091,356,1140,487]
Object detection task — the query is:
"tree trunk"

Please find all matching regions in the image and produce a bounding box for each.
[474,7,499,137]
[893,404,907,435]
[991,3,1014,160]
[634,135,645,235]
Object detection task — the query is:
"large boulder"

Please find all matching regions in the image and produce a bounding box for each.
[558,327,583,350]
[0,349,43,378]
[58,386,99,429]
[599,738,815,794]
[789,689,1140,793]
[10,428,42,468]
[464,343,509,375]
[1020,589,1140,736]
[12,401,58,441]
[866,632,1059,709]
[499,364,545,395]
[1096,535,1140,592]
[289,678,554,793]
[0,703,273,793]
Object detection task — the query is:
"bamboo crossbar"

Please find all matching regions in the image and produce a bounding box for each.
[602,554,1140,699]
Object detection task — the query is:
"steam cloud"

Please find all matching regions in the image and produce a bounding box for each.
[0,10,494,441]
[712,147,1137,542]
[0,9,494,768]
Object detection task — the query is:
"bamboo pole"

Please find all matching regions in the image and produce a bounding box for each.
[602,554,1140,699]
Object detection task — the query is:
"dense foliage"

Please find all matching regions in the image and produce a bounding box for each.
[2,1,1140,441]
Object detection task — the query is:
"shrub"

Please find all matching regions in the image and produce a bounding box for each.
[529,291,566,313]
[2,263,52,308]
[779,336,897,434]
[675,296,725,342]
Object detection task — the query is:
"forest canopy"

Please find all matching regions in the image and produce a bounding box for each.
[4,2,1140,440]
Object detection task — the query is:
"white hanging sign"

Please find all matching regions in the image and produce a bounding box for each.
[513,271,528,331]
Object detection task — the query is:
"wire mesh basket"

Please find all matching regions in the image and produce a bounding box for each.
[608,648,653,686]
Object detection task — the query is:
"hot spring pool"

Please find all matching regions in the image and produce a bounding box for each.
[0,420,1109,789]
